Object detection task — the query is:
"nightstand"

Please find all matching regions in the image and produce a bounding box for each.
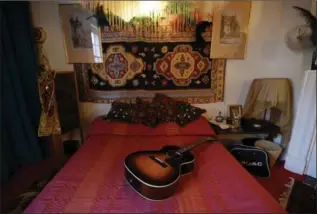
[209,122,280,146]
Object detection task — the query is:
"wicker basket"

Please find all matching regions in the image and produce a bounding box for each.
[255,140,282,168]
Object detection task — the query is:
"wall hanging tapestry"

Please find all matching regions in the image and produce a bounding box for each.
[35,27,61,136]
[76,1,227,104]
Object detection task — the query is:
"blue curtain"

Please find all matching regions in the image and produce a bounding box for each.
[1,2,46,185]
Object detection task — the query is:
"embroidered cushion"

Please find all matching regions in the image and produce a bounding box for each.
[130,97,160,127]
[105,102,135,123]
[152,93,179,123]
[175,102,206,126]
[105,96,206,127]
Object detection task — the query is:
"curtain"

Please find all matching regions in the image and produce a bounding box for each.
[80,1,227,43]
[0,2,46,185]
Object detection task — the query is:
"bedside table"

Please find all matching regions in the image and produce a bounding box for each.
[209,122,280,146]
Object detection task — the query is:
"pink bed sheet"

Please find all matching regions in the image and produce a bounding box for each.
[25,117,285,213]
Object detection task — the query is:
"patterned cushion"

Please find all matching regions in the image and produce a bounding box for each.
[152,93,179,122]
[105,102,135,123]
[175,102,206,126]
[105,96,206,127]
[130,97,160,127]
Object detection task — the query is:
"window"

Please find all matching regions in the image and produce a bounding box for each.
[91,25,102,63]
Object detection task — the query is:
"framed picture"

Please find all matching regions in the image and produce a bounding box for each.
[228,105,243,118]
[59,4,103,63]
[210,1,252,59]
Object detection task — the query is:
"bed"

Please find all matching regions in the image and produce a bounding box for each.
[25,116,285,213]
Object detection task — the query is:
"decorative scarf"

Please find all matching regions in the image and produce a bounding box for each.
[35,27,61,136]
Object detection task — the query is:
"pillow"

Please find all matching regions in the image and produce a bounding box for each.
[175,102,206,126]
[130,97,160,127]
[105,102,135,123]
[88,116,216,137]
[152,93,179,122]
[105,95,206,127]
[152,93,206,126]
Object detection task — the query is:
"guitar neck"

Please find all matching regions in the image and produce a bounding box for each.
[177,137,217,154]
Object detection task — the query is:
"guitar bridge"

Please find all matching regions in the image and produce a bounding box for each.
[149,156,168,168]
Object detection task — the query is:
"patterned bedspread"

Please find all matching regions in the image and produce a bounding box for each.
[25,117,285,213]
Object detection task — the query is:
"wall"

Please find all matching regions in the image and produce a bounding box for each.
[30,0,315,139]
[31,1,73,72]
[306,139,316,178]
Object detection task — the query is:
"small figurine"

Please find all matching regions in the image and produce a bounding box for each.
[215,111,224,123]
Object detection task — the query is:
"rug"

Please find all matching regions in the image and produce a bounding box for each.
[279,177,317,213]
[76,42,225,104]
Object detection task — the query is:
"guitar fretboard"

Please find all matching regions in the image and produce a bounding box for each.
[176,137,217,154]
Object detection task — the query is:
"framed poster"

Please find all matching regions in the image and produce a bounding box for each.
[59,4,103,63]
[210,1,252,59]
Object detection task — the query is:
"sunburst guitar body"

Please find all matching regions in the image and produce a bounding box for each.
[124,137,217,200]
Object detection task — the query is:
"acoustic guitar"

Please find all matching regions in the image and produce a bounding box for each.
[124,136,218,201]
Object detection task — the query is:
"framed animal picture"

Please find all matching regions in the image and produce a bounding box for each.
[210,1,252,59]
[59,4,103,63]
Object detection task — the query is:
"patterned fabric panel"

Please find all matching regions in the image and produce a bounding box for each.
[25,132,286,213]
[130,97,160,127]
[91,43,212,90]
[105,95,206,127]
[175,102,206,126]
[151,93,206,126]
[90,116,215,137]
[105,102,135,123]
[75,42,226,104]
[152,93,180,123]
[105,98,161,127]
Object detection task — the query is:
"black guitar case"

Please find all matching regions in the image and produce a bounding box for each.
[228,144,271,178]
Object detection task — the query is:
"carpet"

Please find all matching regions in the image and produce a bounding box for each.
[279,177,317,213]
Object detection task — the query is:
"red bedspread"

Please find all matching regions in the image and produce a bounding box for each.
[25,117,285,213]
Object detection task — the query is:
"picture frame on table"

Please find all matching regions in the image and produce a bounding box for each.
[228,105,243,118]
[59,4,103,64]
[210,1,252,59]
